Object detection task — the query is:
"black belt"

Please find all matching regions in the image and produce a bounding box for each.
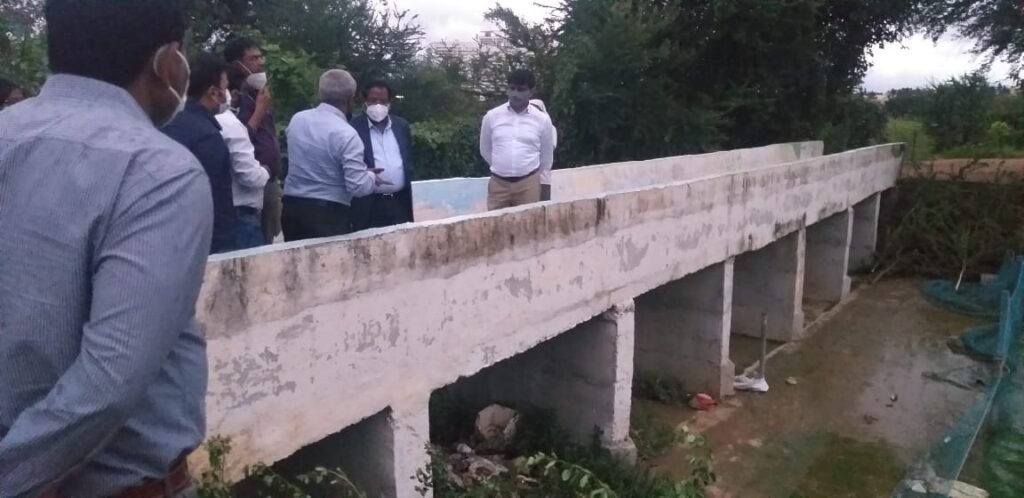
[373,192,400,200]
[492,169,539,183]
[283,196,348,209]
[236,206,259,216]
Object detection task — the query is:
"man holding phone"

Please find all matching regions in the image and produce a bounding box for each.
[224,37,282,244]
[282,69,388,241]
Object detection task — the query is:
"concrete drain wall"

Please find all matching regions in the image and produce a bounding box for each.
[193,143,903,497]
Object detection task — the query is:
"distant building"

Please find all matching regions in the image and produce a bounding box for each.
[427,30,514,61]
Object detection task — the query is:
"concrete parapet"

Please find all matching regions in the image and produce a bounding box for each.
[850,193,881,271]
[635,261,735,398]
[732,230,806,342]
[197,143,903,479]
[805,209,853,304]
[412,141,825,221]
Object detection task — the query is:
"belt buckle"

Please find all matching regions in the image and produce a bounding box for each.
[380,193,395,199]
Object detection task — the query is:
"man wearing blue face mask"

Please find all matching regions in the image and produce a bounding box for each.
[479,69,554,210]
[0,0,211,496]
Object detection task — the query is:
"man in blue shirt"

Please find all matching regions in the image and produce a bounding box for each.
[283,69,385,241]
[0,0,210,496]
[163,52,235,254]
[350,79,416,231]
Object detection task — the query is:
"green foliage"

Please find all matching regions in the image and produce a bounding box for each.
[420,404,715,498]
[920,0,1024,81]
[821,92,888,153]
[630,407,678,461]
[196,436,366,498]
[412,118,490,180]
[876,167,1024,277]
[885,119,934,163]
[632,375,691,406]
[923,73,999,151]
[0,0,46,92]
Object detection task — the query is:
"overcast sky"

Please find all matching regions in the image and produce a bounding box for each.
[399,0,1015,91]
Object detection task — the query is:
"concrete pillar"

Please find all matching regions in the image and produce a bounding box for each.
[635,261,735,398]
[733,230,805,342]
[850,193,881,271]
[447,301,637,463]
[268,405,431,498]
[805,209,853,304]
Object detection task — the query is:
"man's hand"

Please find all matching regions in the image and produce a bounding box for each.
[255,87,272,112]
[371,168,393,187]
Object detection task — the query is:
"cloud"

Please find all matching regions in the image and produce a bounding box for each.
[399,0,549,42]
[864,34,1014,91]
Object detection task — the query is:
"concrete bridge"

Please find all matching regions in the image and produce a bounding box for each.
[194,141,902,497]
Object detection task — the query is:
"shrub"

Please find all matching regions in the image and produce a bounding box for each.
[884,119,934,163]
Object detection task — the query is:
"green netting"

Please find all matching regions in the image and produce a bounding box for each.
[893,257,1024,497]
[920,256,1021,321]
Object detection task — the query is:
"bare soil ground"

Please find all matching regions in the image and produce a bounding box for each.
[641,279,988,498]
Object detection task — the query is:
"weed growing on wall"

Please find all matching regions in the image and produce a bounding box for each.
[196,437,366,498]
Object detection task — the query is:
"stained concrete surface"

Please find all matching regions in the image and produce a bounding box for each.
[648,279,986,498]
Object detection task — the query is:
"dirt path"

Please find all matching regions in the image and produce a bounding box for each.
[907,158,1024,182]
[646,279,988,498]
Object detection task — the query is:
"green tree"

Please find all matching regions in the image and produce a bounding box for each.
[0,0,46,92]
[922,72,998,150]
[920,0,1024,81]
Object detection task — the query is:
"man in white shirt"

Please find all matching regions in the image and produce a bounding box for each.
[350,79,415,231]
[529,99,558,201]
[282,69,385,242]
[216,92,270,250]
[479,69,554,210]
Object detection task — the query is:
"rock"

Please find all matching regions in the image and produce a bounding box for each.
[950,481,989,498]
[786,377,798,385]
[467,455,509,478]
[475,404,520,452]
[747,438,763,448]
[456,443,474,455]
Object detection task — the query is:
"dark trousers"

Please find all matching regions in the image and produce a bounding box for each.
[352,193,411,231]
[281,196,351,242]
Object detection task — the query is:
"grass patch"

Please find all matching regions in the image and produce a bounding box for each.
[633,375,692,406]
[792,434,904,498]
[630,406,679,461]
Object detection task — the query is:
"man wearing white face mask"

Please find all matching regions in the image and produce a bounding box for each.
[215,87,271,250]
[350,79,415,231]
[163,52,237,254]
[480,69,554,210]
[225,37,282,244]
[0,0,211,496]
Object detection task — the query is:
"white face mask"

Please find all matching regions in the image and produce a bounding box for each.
[153,45,190,124]
[246,72,268,91]
[365,103,389,123]
[218,88,232,114]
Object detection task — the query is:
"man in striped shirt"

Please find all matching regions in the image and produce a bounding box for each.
[0,0,210,496]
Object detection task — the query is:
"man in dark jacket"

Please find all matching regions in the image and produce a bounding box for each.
[350,80,415,230]
[163,52,235,254]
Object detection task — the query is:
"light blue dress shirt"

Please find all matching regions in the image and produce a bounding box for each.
[0,75,212,497]
[368,120,405,195]
[284,103,376,206]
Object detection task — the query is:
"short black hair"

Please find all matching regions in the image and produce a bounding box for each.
[45,0,187,88]
[187,52,228,100]
[224,37,260,64]
[362,80,393,100]
[0,77,18,103]
[507,69,536,89]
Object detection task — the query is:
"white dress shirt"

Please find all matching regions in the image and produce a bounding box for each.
[479,103,555,178]
[216,111,270,209]
[285,103,376,206]
[368,119,405,194]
